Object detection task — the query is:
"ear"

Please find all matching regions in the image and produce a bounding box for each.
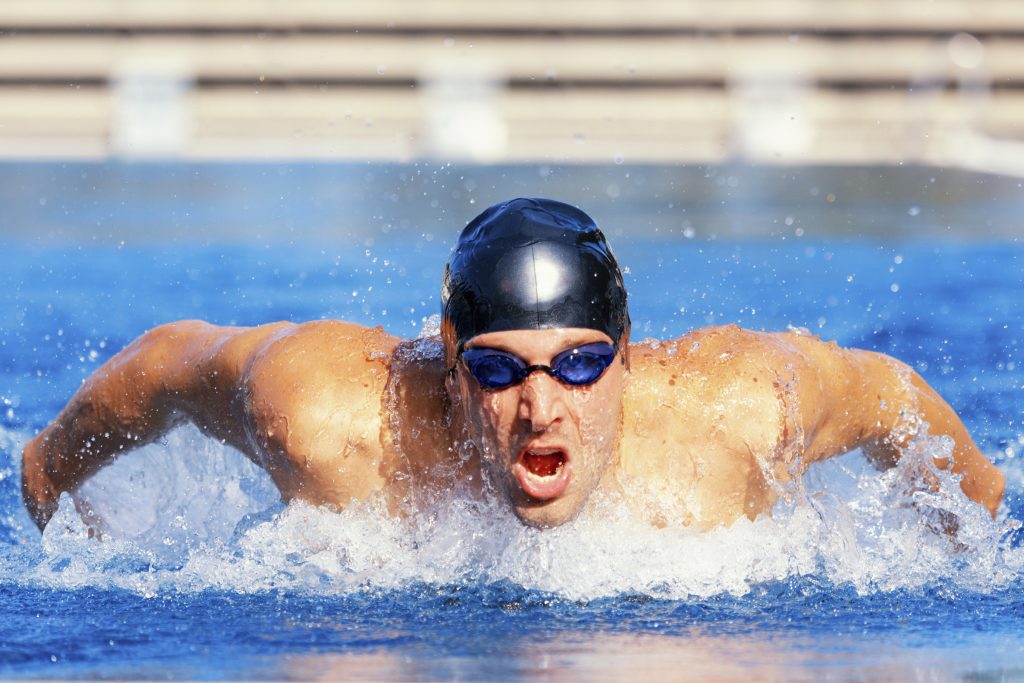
[440,318,459,368]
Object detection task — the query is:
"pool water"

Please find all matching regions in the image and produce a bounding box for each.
[2,169,1024,680]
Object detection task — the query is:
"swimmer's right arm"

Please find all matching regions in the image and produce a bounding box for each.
[21,320,294,531]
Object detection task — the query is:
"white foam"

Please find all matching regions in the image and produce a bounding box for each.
[6,423,1023,600]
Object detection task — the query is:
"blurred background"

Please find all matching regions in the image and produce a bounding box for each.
[1,0,1023,242]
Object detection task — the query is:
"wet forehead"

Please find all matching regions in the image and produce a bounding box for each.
[465,327,613,361]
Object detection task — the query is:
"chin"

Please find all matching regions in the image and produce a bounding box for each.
[511,497,583,529]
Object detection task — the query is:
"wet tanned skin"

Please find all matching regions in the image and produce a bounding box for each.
[21,320,1005,532]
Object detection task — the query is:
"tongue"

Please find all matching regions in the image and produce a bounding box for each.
[524,452,563,477]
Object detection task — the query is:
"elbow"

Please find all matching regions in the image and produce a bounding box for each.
[138,320,207,357]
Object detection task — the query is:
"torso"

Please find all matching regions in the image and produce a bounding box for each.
[240,322,796,528]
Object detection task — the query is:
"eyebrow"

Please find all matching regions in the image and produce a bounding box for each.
[465,336,611,356]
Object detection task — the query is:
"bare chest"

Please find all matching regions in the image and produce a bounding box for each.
[615,348,783,528]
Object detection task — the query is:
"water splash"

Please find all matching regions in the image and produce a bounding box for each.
[2,423,1021,601]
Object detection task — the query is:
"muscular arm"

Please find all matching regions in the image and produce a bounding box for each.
[21,320,293,530]
[787,334,1005,517]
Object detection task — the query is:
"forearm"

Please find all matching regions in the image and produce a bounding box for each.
[20,320,294,530]
[792,339,1004,517]
[841,354,1003,516]
[21,323,201,529]
[21,405,182,530]
[906,372,1005,517]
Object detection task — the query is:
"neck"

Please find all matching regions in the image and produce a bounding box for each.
[381,339,456,502]
[441,374,485,494]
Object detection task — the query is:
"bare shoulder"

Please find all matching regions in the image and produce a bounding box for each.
[243,319,400,429]
[625,323,895,454]
[627,324,812,399]
[241,320,403,505]
[245,320,400,372]
[627,324,878,432]
[631,324,864,379]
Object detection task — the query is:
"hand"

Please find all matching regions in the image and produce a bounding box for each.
[21,433,61,531]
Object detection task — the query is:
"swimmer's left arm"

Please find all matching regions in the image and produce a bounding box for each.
[788,336,1005,517]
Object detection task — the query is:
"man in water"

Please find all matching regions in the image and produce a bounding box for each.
[21,198,1004,532]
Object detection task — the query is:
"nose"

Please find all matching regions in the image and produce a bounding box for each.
[517,370,566,431]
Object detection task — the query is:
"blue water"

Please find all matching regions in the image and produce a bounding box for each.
[2,186,1024,679]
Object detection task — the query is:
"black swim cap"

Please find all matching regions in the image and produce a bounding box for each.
[441,197,630,353]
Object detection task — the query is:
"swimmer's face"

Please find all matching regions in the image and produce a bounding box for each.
[448,327,626,528]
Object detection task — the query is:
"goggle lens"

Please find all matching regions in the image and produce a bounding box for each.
[465,352,523,389]
[555,346,613,385]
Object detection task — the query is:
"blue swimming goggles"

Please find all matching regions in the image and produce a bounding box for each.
[459,342,617,390]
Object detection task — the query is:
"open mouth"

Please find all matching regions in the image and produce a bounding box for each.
[514,447,572,500]
[523,450,564,477]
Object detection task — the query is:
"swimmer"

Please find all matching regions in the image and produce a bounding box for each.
[21,198,1005,532]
